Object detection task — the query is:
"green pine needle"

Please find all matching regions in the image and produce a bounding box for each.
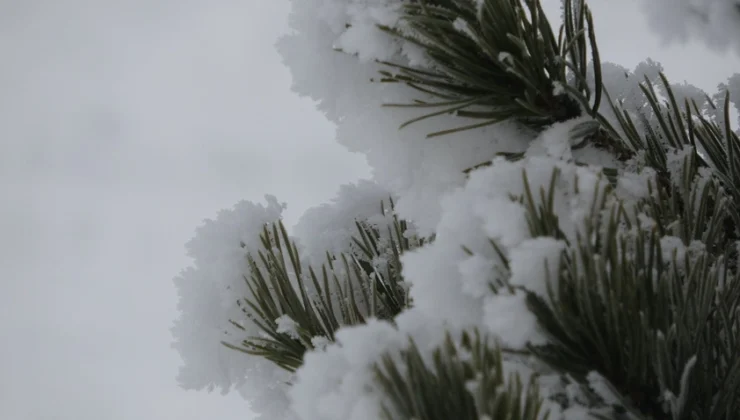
[375,0,600,136]
[223,201,425,372]
[374,330,548,420]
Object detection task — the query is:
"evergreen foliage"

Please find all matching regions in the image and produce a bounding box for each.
[375,330,548,420]
[223,201,422,373]
[210,0,740,418]
[377,0,598,136]
[523,170,740,419]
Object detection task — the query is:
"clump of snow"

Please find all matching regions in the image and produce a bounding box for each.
[526,116,596,160]
[311,335,331,351]
[289,319,405,420]
[335,23,397,63]
[399,40,430,67]
[276,315,301,340]
[334,0,405,63]
[483,291,547,349]
[573,144,621,168]
[278,2,531,236]
[293,180,394,267]
[171,195,297,419]
[458,254,496,299]
[291,308,543,420]
[477,198,530,249]
[291,153,615,420]
[402,236,485,330]
[616,168,656,203]
[509,237,566,299]
[174,1,738,419]
[402,156,611,351]
[666,146,695,192]
[661,235,688,263]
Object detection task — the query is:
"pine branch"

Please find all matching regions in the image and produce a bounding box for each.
[376,0,599,136]
[210,1,740,417]
[352,198,429,314]
[604,74,740,248]
[495,165,740,419]
[374,330,548,420]
[226,221,345,372]
[223,203,424,372]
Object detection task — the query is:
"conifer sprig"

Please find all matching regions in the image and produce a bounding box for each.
[352,199,428,314]
[515,164,740,419]
[376,0,600,137]
[609,75,740,200]
[224,221,349,372]
[604,73,740,247]
[223,204,422,372]
[214,0,740,418]
[374,330,548,420]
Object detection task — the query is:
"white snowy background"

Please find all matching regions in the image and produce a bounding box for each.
[0,0,736,419]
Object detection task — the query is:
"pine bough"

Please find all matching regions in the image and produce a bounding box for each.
[172,0,740,419]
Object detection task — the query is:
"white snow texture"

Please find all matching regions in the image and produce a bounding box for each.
[171,1,740,419]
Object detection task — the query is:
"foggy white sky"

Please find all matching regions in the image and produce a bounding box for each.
[0,0,737,419]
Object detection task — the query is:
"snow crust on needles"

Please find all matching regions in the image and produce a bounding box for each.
[174,1,626,418]
[171,196,297,420]
[172,1,738,419]
[290,150,641,420]
[277,0,529,237]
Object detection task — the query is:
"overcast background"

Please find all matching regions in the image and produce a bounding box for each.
[0,1,737,419]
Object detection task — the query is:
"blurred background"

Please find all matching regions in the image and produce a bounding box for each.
[0,0,736,419]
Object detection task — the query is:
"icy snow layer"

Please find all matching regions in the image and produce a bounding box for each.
[277,0,531,237]
[401,154,617,346]
[293,180,396,268]
[639,0,740,55]
[289,153,652,420]
[174,0,738,418]
[171,196,298,420]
